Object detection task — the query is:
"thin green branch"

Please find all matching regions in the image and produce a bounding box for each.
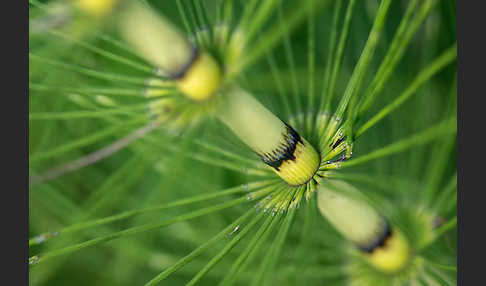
[433,173,457,214]
[48,29,153,73]
[251,207,296,286]
[176,0,195,35]
[342,117,456,169]
[277,3,303,130]
[355,43,457,139]
[31,196,257,266]
[218,213,277,286]
[30,117,147,164]
[29,53,150,85]
[144,208,257,286]
[424,76,457,203]
[265,53,294,122]
[322,0,355,113]
[356,0,435,120]
[334,0,392,120]
[421,217,457,251]
[186,212,265,286]
[29,104,148,121]
[244,0,284,43]
[306,0,316,133]
[30,83,159,97]
[232,0,329,78]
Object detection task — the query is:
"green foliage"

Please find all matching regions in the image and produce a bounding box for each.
[29,0,457,285]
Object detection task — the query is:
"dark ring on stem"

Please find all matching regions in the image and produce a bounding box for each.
[257,122,303,171]
[358,220,392,253]
[168,45,200,80]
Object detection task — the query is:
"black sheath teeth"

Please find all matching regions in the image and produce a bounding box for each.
[327,153,349,164]
[358,221,393,253]
[257,122,303,171]
[169,46,200,80]
[330,135,347,149]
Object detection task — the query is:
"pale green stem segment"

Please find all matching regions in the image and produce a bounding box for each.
[118,1,222,101]
[118,1,192,74]
[317,180,384,246]
[217,87,288,155]
[317,180,411,273]
[216,87,320,186]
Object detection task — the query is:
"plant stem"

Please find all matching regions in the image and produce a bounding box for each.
[118,1,222,101]
[343,117,456,168]
[144,208,257,285]
[217,87,320,186]
[354,44,457,139]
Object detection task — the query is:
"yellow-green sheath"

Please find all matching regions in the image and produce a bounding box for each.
[317,180,410,273]
[75,0,118,17]
[217,87,320,186]
[118,2,221,101]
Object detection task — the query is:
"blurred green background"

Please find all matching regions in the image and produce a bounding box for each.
[29,0,456,285]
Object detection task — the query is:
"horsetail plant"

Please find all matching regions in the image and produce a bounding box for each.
[29,0,457,285]
[119,1,222,102]
[317,180,411,273]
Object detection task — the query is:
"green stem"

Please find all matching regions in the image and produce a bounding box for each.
[30,117,147,164]
[343,117,456,169]
[218,214,277,286]
[251,208,296,286]
[29,53,151,85]
[186,212,265,286]
[334,0,392,120]
[233,0,328,78]
[48,30,153,73]
[356,0,435,121]
[30,181,276,246]
[31,196,256,266]
[29,104,148,121]
[30,83,158,97]
[144,208,257,286]
[322,0,355,113]
[354,43,457,139]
